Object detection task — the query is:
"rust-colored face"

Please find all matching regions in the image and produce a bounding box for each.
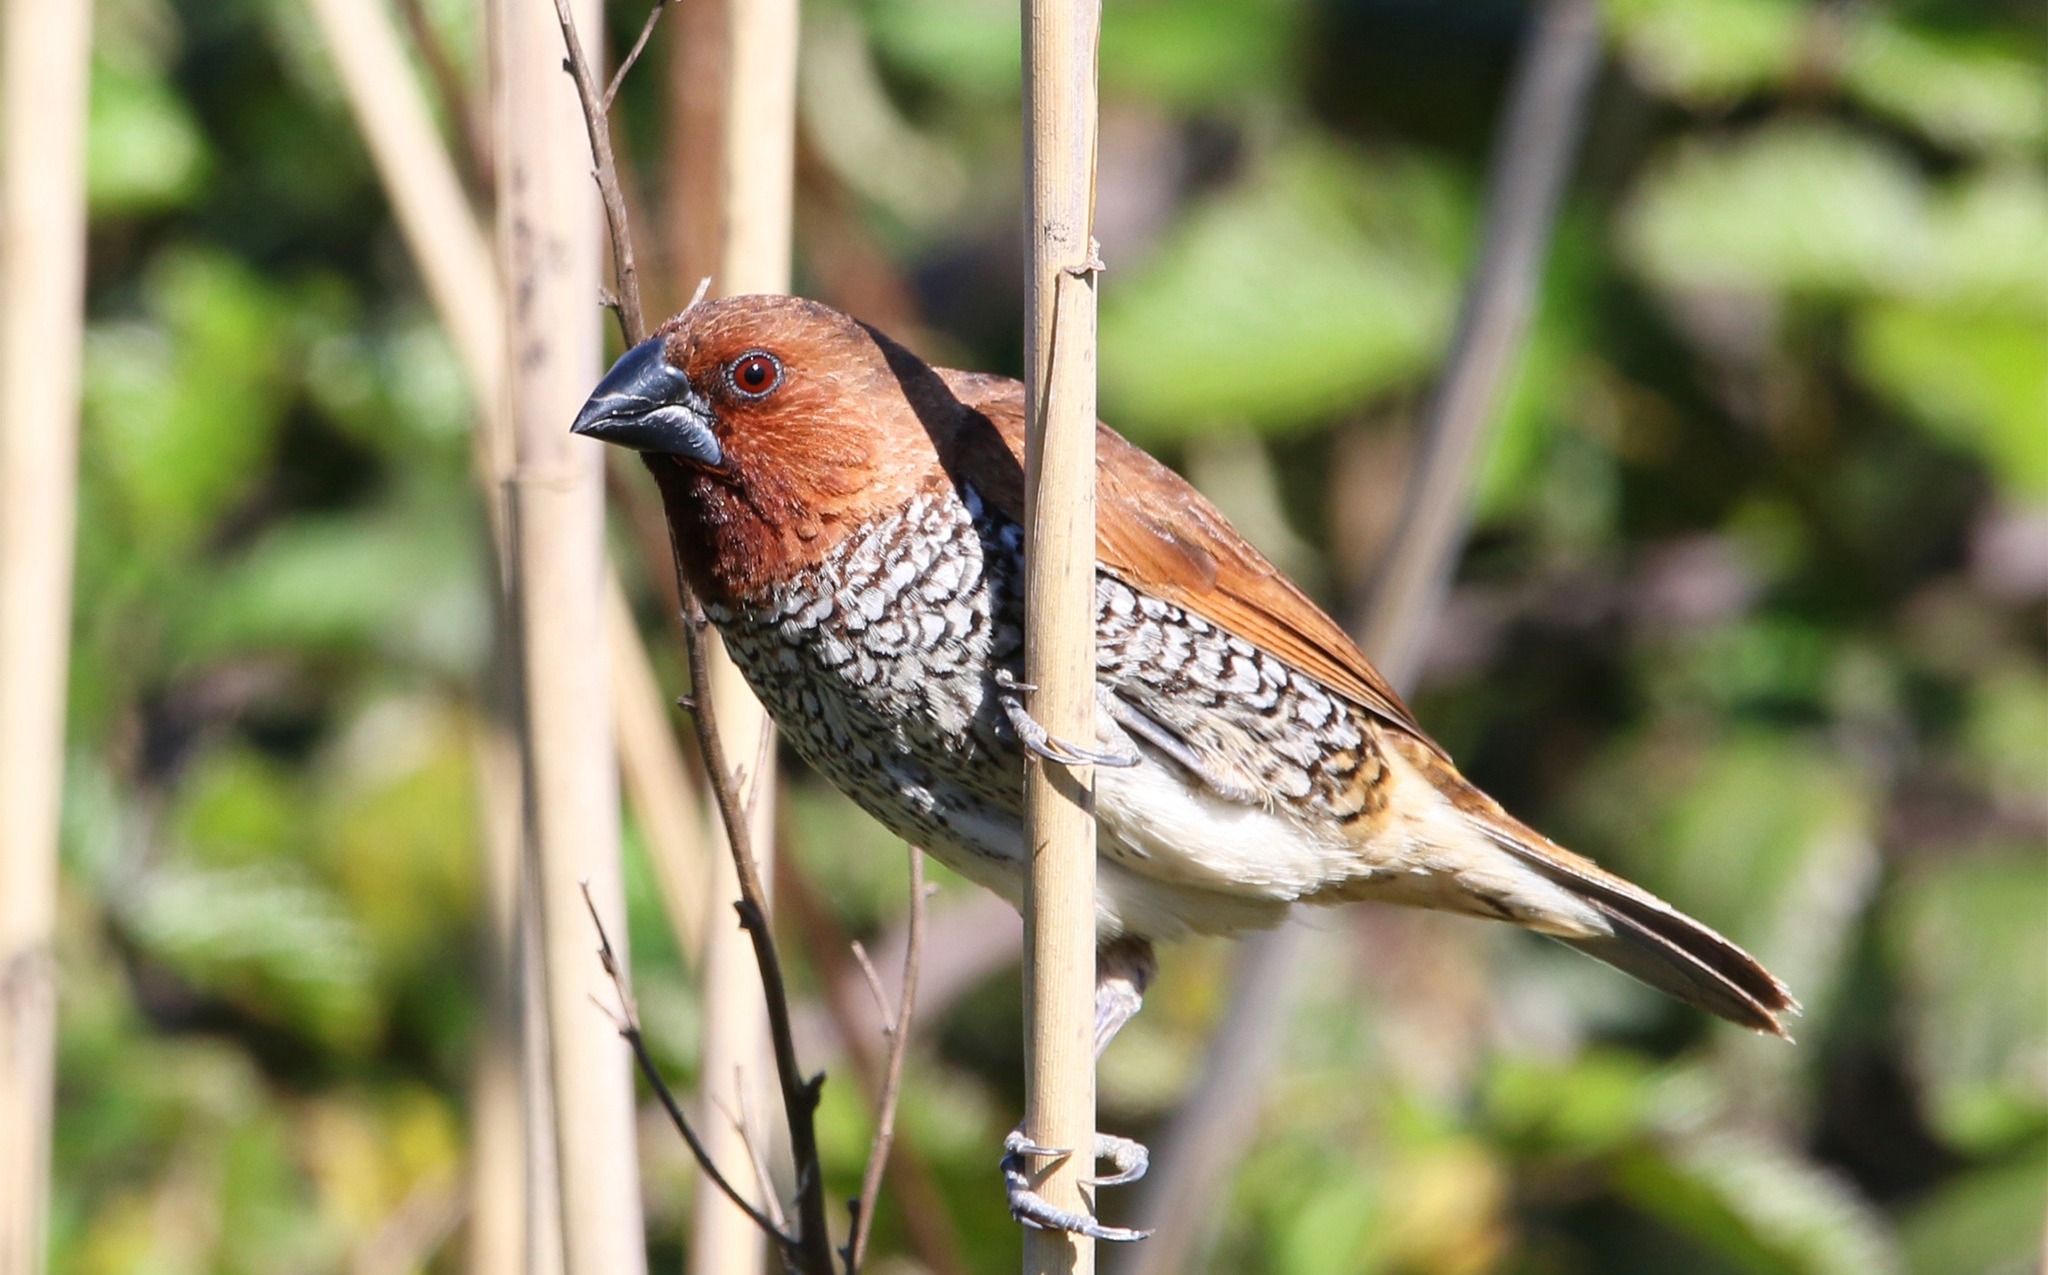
[572,294,948,602]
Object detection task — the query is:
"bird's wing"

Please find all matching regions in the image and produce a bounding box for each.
[937,369,1445,759]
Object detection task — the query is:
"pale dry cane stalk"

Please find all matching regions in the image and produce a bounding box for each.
[0,2,93,1273]
[491,0,647,1271]
[1019,1,1108,1271]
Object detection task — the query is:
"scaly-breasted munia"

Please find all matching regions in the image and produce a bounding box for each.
[573,294,1795,1240]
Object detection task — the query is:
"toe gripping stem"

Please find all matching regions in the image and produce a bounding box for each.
[994,669,1140,769]
[1002,1129,1152,1243]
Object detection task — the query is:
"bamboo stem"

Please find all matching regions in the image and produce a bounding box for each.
[467,711,539,1275]
[686,2,802,1269]
[490,0,646,1271]
[1019,1,1104,1270]
[1115,2,1603,1267]
[0,1,93,1271]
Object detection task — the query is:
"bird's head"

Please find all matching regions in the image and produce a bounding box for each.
[573,294,955,600]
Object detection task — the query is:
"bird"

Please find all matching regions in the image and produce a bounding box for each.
[571,292,1796,1241]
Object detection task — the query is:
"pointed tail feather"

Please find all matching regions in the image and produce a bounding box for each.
[1475,812,1799,1038]
[1374,729,1799,1036]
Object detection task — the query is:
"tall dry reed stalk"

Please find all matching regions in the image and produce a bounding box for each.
[0,2,94,1271]
[1018,2,1107,1271]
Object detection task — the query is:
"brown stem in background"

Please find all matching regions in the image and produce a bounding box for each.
[394,0,493,192]
[1115,0,1605,1269]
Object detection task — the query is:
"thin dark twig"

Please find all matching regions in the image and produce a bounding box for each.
[550,0,644,343]
[673,567,840,1275]
[553,10,838,1271]
[602,0,669,113]
[847,850,927,1274]
[578,885,798,1254]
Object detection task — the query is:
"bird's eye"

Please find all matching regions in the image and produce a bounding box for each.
[728,351,782,399]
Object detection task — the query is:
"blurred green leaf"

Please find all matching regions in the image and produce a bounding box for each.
[1851,304,2048,499]
[1900,1146,2048,1275]
[85,249,292,556]
[1917,168,2048,314]
[1617,1131,1904,1275]
[1101,142,1462,439]
[1622,121,1929,298]
[1485,1052,1658,1156]
[864,0,1016,100]
[316,696,481,979]
[1607,0,1807,108]
[1276,1154,1381,1275]
[1886,855,2048,1152]
[1960,663,2048,811]
[1102,0,1303,108]
[122,861,379,1052]
[88,53,210,214]
[175,488,489,676]
[1842,20,2047,156]
[172,747,309,869]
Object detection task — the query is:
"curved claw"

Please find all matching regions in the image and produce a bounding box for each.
[1001,1129,1153,1244]
[1086,1133,1149,1188]
[996,689,1142,770]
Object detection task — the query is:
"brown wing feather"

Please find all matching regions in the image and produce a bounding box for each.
[936,369,1444,757]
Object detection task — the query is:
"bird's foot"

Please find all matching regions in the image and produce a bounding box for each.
[1001,1128,1152,1243]
[993,671,1140,769]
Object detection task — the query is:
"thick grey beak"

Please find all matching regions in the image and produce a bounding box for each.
[571,337,724,469]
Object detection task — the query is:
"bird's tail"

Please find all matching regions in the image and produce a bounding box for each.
[1477,808,1798,1037]
[1387,734,1799,1038]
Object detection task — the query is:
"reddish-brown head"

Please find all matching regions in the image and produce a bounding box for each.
[573,295,951,603]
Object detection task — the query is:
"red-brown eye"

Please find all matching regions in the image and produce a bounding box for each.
[729,351,781,398]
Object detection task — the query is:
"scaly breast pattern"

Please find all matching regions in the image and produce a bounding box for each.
[706,486,1030,872]
[706,483,1392,912]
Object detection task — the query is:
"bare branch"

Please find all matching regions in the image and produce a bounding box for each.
[552,9,836,1269]
[847,850,927,1273]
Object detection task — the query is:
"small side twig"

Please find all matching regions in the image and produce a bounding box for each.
[718,1076,792,1233]
[846,849,927,1274]
[550,0,644,343]
[579,885,797,1255]
[602,0,670,112]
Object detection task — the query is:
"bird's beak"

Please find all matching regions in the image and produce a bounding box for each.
[571,336,725,470]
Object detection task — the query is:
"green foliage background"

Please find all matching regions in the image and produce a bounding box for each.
[50,0,2045,1270]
